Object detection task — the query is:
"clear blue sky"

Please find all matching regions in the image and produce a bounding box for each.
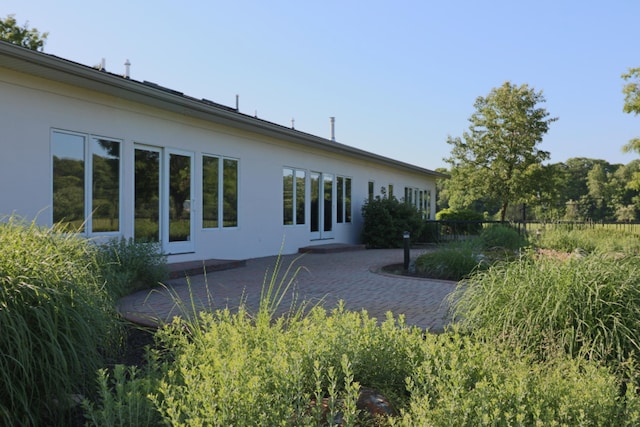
[4,0,640,170]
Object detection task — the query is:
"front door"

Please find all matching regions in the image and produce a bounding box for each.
[310,171,334,240]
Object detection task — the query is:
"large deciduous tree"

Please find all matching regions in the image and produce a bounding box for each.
[444,81,557,221]
[621,68,640,190]
[0,14,48,51]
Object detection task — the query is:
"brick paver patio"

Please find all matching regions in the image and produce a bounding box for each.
[117,248,457,333]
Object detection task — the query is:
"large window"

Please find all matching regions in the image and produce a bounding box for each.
[52,130,120,234]
[223,158,238,227]
[283,167,306,225]
[405,186,431,219]
[202,155,238,228]
[202,156,219,228]
[337,175,352,223]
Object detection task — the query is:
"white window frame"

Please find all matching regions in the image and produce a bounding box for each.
[202,154,239,229]
[51,129,123,236]
[283,166,306,226]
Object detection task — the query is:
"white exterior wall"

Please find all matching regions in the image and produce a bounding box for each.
[0,66,438,262]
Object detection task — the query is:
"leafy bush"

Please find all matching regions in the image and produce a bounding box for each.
[361,196,423,248]
[96,237,168,299]
[399,330,640,426]
[0,217,124,426]
[450,252,640,369]
[84,243,640,426]
[436,208,485,221]
[95,307,640,426]
[82,364,161,427]
[148,305,421,426]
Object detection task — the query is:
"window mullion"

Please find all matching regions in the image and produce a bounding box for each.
[84,134,92,234]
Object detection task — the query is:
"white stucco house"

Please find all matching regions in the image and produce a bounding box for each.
[0,41,444,263]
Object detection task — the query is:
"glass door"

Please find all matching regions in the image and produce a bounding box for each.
[310,171,334,240]
[134,146,195,254]
[134,147,161,242]
[164,149,194,254]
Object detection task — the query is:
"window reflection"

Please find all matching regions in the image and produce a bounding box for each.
[52,131,85,231]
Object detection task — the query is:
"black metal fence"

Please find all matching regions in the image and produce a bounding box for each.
[422,220,640,243]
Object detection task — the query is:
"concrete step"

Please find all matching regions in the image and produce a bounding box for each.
[168,259,246,279]
[298,243,366,254]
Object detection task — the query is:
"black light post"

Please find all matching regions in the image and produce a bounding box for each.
[403,231,410,271]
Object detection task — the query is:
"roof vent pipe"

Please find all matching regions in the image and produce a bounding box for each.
[236,94,239,111]
[330,116,336,141]
[100,58,106,71]
[124,59,131,79]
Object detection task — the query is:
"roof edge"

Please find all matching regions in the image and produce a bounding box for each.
[0,41,447,178]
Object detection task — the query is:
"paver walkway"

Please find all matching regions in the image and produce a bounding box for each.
[117,248,458,332]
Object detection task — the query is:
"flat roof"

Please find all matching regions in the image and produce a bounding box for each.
[0,41,447,178]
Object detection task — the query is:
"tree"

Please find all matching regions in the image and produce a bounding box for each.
[621,68,640,193]
[444,82,558,221]
[0,14,48,51]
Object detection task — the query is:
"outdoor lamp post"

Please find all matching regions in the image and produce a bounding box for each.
[403,231,410,271]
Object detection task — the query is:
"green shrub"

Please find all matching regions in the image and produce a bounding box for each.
[106,309,640,426]
[82,364,161,427]
[435,208,484,235]
[450,252,640,369]
[96,237,168,299]
[399,330,639,426]
[436,208,484,221]
[88,253,640,426]
[148,305,422,426]
[361,196,423,248]
[0,217,124,426]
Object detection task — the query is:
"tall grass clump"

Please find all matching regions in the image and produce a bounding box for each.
[414,239,485,281]
[96,237,168,299]
[535,227,640,254]
[0,217,124,426]
[479,223,527,251]
[414,225,527,281]
[450,251,640,368]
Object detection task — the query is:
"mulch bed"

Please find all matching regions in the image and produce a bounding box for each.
[118,323,157,367]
